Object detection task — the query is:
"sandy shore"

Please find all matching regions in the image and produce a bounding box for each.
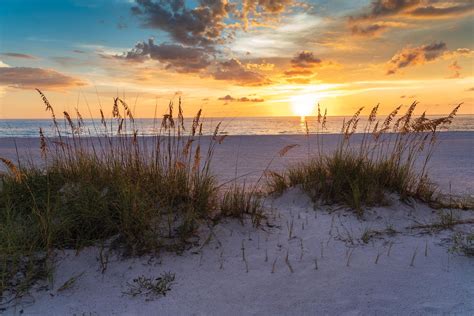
[1,132,473,315]
[6,189,474,315]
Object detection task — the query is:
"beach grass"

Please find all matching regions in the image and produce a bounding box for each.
[220,183,265,226]
[0,90,263,302]
[267,102,461,216]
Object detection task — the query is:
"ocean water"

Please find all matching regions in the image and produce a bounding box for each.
[0,115,473,137]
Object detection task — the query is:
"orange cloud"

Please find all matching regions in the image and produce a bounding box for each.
[0,67,85,90]
[386,42,474,75]
[386,42,448,74]
[212,58,271,86]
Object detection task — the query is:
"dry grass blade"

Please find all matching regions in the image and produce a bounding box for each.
[0,157,21,181]
[278,144,300,157]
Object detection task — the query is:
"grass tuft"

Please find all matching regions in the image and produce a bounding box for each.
[267,102,461,216]
[0,91,220,302]
[220,183,265,227]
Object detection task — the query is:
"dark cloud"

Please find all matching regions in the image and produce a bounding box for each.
[352,0,420,21]
[121,39,212,73]
[283,51,329,83]
[1,52,37,59]
[131,0,235,47]
[218,94,264,102]
[72,49,86,54]
[352,0,474,21]
[467,87,474,92]
[351,23,387,37]
[410,2,474,17]
[0,67,85,90]
[212,58,270,85]
[131,0,296,44]
[386,42,448,74]
[291,51,322,68]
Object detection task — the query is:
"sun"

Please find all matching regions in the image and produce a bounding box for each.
[290,94,318,117]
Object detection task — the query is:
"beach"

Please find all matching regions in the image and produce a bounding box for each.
[1,132,473,315]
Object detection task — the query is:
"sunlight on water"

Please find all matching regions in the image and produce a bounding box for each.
[0,115,473,137]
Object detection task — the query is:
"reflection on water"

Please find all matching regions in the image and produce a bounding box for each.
[1,115,473,137]
[299,116,307,134]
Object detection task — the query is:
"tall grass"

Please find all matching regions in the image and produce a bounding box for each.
[267,102,461,215]
[0,90,225,301]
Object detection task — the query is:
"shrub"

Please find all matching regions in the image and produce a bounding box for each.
[0,91,221,300]
[267,102,460,216]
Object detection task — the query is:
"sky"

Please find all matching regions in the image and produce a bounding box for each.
[0,0,473,118]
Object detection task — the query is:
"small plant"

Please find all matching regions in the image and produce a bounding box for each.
[57,272,84,293]
[450,232,474,257]
[124,272,175,300]
[437,209,458,229]
[220,183,264,226]
[361,229,372,244]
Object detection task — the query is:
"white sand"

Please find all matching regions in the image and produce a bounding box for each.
[7,189,474,315]
[1,133,473,315]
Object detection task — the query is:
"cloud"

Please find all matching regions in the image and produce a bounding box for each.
[122,1,297,85]
[352,0,420,21]
[386,42,448,74]
[386,42,474,75]
[349,1,474,36]
[283,51,336,83]
[443,47,474,58]
[448,60,461,78]
[0,52,37,59]
[218,94,264,102]
[351,23,387,37]
[352,0,474,21]
[409,2,474,17]
[291,51,322,68]
[120,39,212,73]
[131,0,236,47]
[284,69,313,76]
[0,67,85,90]
[212,58,270,85]
[241,0,296,28]
[246,62,275,71]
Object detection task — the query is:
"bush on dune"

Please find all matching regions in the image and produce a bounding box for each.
[0,90,228,300]
[267,102,461,216]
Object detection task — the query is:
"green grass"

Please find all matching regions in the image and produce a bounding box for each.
[0,91,224,302]
[220,183,265,226]
[267,102,461,216]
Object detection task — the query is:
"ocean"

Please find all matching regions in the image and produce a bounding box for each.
[0,115,473,137]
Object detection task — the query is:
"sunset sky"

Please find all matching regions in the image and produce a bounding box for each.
[0,0,473,118]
